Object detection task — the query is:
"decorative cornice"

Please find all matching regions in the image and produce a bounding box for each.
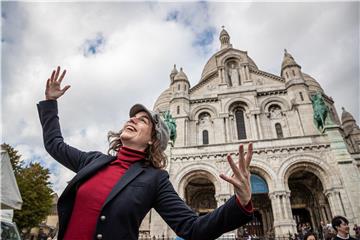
[171,143,330,161]
[190,71,218,93]
[190,97,218,104]
[257,89,287,96]
[250,68,285,82]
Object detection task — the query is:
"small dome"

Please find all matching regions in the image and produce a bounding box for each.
[341,107,355,124]
[170,64,178,75]
[174,67,188,81]
[303,73,324,93]
[281,49,300,70]
[219,26,231,50]
[220,28,230,38]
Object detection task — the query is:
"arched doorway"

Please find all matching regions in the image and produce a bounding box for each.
[184,177,217,216]
[288,171,331,234]
[238,174,273,238]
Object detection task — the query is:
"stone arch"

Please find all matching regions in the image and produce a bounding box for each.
[278,154,341,191]
[224,157,276,193]
[221,54,242,66]
[190,104,218,120]
[260,96,291,113]
[176,162,221,198]
[191,106,216,145]
[224,97,253,112]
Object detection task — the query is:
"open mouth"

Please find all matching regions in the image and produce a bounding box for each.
[125,125,137,132]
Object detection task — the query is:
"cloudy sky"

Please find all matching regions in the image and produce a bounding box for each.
[2,2,359,194]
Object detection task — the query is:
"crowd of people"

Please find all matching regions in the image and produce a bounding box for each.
[294,216,360,240]
[235,216,359,240]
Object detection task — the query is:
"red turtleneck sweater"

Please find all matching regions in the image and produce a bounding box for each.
[64,146,146,240]
[63,146,253,239]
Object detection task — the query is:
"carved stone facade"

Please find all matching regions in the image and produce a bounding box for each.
[141,29,360,238]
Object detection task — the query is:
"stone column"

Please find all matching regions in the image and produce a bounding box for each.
[219,67,226,85]
[325,190,344,216]
[249,112,259,140]
[245,112,256,140]
[269,192,280,222]
[255,113,263,139]
[287,192,294,220]
[244,65,249,81]
[269,191,297,237]
[320,205,328,222]
[325,205,332,222]
[229,115,234,141]
[224,116,230,143]
[294,108,305,136]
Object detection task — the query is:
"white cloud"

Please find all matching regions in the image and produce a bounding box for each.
[2,2,359,195]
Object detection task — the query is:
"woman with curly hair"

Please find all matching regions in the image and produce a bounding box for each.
[37,66,254,240]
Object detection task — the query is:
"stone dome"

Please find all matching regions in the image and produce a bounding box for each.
[281,49,300,70]
[174,68,188,81]
[153,87,171,112]
[199,51,258,83]
[170,64,178,75]
[303,73,324,93]
[341,107,356,125]
[220,28,229,38]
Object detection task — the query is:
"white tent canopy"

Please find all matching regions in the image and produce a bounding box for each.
[1,150,23,210]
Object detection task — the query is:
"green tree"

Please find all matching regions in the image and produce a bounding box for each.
[1,143,53,231]
[1,143,22,175]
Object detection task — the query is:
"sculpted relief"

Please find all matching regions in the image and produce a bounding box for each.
[226,61,240,87]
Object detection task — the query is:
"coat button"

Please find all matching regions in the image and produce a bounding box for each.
[100,215,106,221]
[97,234,103,239]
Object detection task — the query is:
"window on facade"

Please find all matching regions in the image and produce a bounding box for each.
[275,123,283,138]
[177,106,180,115]
[292,69,296,76]
[178,84,180,91]
[250,174,269,194]
[202,130,209,144]
[299,92,304,101]
[184,85,187,91]
[286,72,289,79]
[235,108,247,140]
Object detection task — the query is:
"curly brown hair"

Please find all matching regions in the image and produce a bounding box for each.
[107,129,167,169]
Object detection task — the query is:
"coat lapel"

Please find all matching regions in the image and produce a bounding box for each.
[101,161,145,209]
[62,154,116,197]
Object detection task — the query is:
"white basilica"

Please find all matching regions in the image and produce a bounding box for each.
[139,28,360,238]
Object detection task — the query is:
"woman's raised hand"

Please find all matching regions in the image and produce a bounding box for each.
[220,143,253,206]
[45,66,70,100]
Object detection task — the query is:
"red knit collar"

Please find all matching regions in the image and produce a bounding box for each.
[116,146,146,162]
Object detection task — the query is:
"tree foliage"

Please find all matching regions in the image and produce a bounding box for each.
[1,143,22,175]
[1,143,53,231]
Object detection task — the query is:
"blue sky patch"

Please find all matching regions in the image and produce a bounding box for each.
[82,33,105,57]
[192,27,216,55]
[194,27,215,47]
[166,10,179,22]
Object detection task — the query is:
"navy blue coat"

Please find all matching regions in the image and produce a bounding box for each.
[37,100,253,240]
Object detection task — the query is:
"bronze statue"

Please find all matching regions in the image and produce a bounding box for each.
[311,92,329,130]
[163,111,177,142]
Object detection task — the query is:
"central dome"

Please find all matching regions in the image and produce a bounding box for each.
[199,50,258,83]
[199,27,258,83]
